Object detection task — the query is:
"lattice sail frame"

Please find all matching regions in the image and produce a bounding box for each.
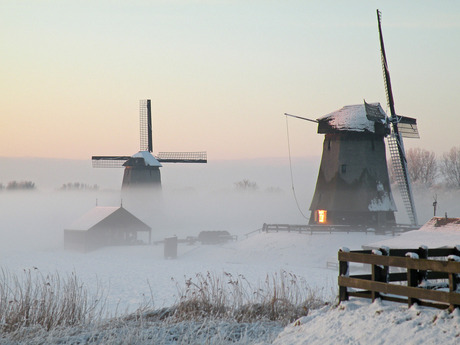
[92,156,131,168]
[378,9,418,226]
[156,152,207,163]
[92,99,207,168]
[139,99,153,152]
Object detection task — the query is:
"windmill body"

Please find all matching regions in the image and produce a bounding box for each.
[121,151,162,190]
[302,10,420,228]
[309,102,397,227]
[92,100,206,191]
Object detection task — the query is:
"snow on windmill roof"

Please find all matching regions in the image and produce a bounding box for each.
[67,206,120,231]
[132,151,162,167]
[364,217,460,250]
[317,102,387,134]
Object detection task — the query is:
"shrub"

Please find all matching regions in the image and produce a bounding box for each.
[164,271,328,325]
[0,268,105,333]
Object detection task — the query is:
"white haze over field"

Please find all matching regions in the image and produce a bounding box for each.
[0,156,320,253]
[1,155,458,253]
[1,156,460,344]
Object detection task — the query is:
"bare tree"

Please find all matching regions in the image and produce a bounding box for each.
[440,146,460,187]
[234,179,258,191]
[406,147,437,187]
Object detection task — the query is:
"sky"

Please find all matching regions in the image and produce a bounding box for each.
[1,0,459,161]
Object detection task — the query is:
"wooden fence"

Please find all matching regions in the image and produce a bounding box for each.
[338,246,460,311]
[261,223,417,236]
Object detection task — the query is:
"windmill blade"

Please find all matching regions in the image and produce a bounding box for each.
[378,9,418,226]
[139,99,153,152]
[92,156,130,168]
[397,115,419,138]
[156,152,207,163]
[377,9,396,119]
[387,134,418,225]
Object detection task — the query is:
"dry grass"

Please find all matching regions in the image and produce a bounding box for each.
[0,268,104,333]
[134,270,328,326]
[0,269,328,344]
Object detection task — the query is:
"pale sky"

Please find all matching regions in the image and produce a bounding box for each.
[1,0,459,161]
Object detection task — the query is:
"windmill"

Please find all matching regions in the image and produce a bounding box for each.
[92,99,207,190]
[284,10,419,228]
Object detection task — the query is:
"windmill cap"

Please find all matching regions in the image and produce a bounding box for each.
[317,102,387,134]
[129,151,162,167]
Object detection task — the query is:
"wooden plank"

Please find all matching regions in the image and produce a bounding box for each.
[347,291,450,309]
[386,248,455,257]
[351,271,448,283]
[339,276,460,305]
[348,291,372,299]
[339,252,460,273]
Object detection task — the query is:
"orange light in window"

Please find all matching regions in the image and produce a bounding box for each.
[317,210,327,223]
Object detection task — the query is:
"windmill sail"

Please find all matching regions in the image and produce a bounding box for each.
[377,9,418,226]
[92,156,131,168]
[156,152,207,163]
[139,99,153,152]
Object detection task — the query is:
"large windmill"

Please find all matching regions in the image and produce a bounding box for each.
[285,10,419,228]
[92,99,207,190]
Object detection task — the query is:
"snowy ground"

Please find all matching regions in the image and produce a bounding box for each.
[3,230,460,344]
[2,178,460,343]
[2,231,357,314]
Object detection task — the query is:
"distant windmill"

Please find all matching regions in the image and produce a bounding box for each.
[92,100,207,190]
[285,10,419,228]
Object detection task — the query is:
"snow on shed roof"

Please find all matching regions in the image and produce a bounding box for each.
[418,217,460,231]
[317,102,386,133]
[67,207,120,231]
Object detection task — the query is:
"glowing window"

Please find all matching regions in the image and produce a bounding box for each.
[317,210,327,223]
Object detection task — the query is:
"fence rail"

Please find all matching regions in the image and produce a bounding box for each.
[338,246,460,310]
[262,223,417,235]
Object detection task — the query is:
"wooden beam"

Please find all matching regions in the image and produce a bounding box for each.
[339,276,460,305]
[339,252,460,273]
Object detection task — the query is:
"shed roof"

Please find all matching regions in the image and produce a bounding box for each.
[66,206,151,232]
[67,207,120,230]
[317,102,387,134]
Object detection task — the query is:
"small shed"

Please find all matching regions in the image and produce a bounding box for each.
[64,206,151,252]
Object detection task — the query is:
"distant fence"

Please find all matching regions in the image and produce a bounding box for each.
[338,246,460,310]
[261,223,416,236]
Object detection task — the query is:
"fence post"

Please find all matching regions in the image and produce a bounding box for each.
[417,245,428,285]
[380,246,390,283]
[405,252,419,307]
[339,247,350,302]
[371,249,386,301]
[448,255,460,311]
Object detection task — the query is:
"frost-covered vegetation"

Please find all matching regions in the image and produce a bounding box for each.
[0,269,329,344]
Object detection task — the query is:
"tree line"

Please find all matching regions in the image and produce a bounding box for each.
[403,146,460,188]
[0,181,36,190]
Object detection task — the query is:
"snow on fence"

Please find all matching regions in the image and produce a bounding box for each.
[338,246,460,311]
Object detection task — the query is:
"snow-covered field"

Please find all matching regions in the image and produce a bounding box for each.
[2,157,460,344]
[3,225,460,344]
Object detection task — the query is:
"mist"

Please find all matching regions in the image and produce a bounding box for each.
[0,156,322,255]
[2,155,460,258]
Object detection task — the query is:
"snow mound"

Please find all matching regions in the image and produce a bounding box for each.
[273,299,460,345]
